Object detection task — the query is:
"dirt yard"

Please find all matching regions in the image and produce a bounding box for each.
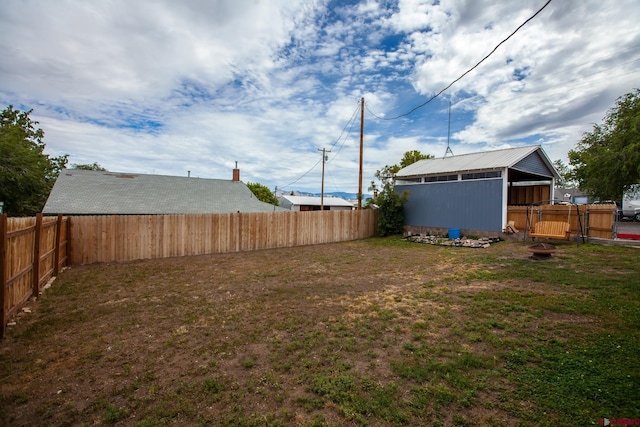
[1,238,638,426]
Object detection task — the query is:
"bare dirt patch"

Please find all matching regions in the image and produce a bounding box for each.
[0,239,633,426]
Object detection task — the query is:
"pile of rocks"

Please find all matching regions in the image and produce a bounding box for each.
[405,234,502,248]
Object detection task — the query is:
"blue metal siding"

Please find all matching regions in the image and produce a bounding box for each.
[512,152,553,177]
[397,179,504,231]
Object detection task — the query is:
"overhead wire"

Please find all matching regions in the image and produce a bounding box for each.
[367,0,553,121]
[329,100,361,153]
[324,102,362,192]
[325,167,342,193]
[277,100,361,190]
[328,101,361,160]
[278,0,559,192]
[278,157,323,190]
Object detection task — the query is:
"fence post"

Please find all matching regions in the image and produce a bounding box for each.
[1,214,7,338]
[54,214,63,275]
[66,216,72,266]
[33,213,42,298]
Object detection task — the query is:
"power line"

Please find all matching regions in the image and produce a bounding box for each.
[368,0,553,121]
[277,100,361,190]
[329,102,361,160]
[330,100,361,153]
[278,157,322,190]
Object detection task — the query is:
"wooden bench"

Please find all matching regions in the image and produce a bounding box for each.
[529,221,571,240]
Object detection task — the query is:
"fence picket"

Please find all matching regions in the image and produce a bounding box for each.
[63,211,376,264]
[1,215,69,338]
[0,205,616,338]
[0,215,6,339]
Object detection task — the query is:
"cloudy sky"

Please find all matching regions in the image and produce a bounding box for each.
[1,0,639,195]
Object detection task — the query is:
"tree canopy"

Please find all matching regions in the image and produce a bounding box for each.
[370,149,432,236]
[373,150,433,188]
[0,106,67,216]
[247,182,279,206]
[568,89,640,200]
[72,162,107,171]
[400,150,433,169]
[552,159,576,188]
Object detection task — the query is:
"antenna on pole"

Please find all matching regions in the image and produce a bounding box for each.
[444,101,454,157]
[318,147,331,211]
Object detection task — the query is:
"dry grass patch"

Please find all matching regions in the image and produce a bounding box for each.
[1,238,638,426]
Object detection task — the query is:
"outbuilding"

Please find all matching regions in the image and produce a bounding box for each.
[394,145,560,233]
[277,195,354,211]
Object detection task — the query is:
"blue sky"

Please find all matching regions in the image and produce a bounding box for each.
[1,0,639,194]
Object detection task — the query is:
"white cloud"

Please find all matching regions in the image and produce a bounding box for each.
[2,0,639,193]
[397,0,640,159]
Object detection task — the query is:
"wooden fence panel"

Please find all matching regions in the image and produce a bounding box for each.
[506,206,528,231]
[1,214,69,338]
[5,222,36,323]
[37,217,59,290]
[0,215,4,338]
[2,210,374,336]
[66,210,377,265]
[506,204,615,239]
[584,204,616,239]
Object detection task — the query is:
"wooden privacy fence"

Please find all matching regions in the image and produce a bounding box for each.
[1,214,69,338]
[506,204,617,239]
[68,209,378,264]
[1,210,376,337]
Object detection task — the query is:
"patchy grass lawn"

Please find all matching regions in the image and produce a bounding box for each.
[1,238,639,427]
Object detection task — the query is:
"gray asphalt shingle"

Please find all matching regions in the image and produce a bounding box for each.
[43,170,286,214]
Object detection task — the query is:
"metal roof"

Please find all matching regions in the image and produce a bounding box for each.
[396,145,557,178]
[278,195,355,207]
[43,169,287,214]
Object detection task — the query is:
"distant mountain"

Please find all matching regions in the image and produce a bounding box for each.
[326,191,373,201]
[279,190,372,201]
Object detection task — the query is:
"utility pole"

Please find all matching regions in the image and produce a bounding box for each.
[318,147,331,211]
[358,97,364,209]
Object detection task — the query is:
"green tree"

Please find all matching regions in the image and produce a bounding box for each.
[72,162,106,171]
[375,183,409,236]
[372,150,432,236]
[552,159,576,188]
[374,150,433,187]
[247,182,279,206]
[374,164,401,187]
[568,89,640,200]
[0,106,67,216]
[400,150,432,168]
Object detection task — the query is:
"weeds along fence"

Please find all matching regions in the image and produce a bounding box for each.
[1,210,377,336]
[506,204,617,239]
[1,214,69,338]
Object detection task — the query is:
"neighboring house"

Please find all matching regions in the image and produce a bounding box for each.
[277,195,354,211]
[395,145,560,232]
[555,187,593,205]
[43,169,287,215]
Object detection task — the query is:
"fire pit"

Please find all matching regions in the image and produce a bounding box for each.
[528,243,556,259]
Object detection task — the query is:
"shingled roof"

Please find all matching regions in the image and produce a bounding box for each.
[43,170,286,214]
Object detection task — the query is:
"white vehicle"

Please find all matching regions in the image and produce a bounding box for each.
[621,185,640,221]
